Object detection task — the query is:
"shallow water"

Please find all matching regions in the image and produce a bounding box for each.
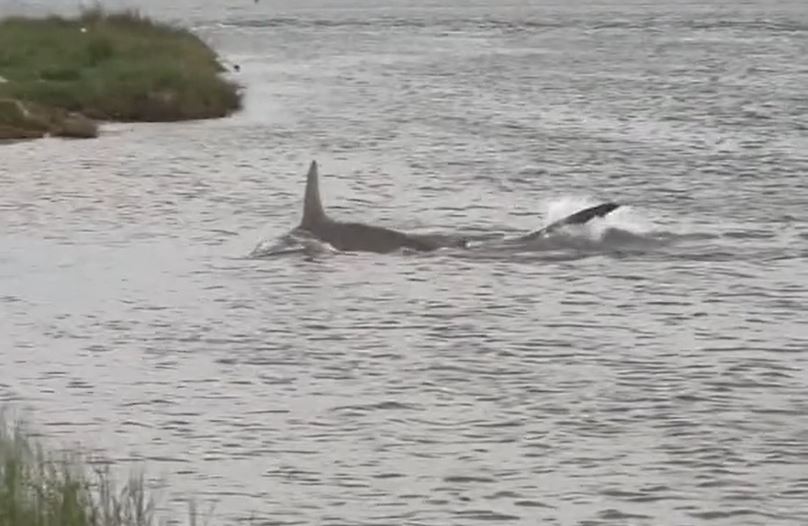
[2,0,808,524]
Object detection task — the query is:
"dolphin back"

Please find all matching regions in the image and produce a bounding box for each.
[309,220,465,253]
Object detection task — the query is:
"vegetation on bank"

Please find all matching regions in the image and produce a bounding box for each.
[0,413,191,526]
[0,8,242,141]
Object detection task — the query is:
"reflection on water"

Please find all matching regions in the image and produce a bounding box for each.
[2,0,808,524]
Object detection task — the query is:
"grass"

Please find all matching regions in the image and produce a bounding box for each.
[0,413,194,526]
[0,7,242,139]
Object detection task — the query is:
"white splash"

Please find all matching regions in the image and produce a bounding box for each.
[541,195,658,241]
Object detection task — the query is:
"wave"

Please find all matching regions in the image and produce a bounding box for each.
[249,229,338,259]
[198,16,808,34]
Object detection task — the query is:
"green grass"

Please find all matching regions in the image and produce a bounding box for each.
[0,413,195,526]
[0,7,241,130]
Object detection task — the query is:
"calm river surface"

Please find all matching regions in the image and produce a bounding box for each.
[2,0,808,524]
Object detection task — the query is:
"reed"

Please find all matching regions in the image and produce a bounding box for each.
[0,413,193,526]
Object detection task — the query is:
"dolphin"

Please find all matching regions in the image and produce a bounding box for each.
[290,160,621,254]
[293,160,467,254]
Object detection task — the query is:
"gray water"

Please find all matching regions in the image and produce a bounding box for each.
[2,0,808,524]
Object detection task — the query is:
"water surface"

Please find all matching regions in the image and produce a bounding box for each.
[2,0,808,524]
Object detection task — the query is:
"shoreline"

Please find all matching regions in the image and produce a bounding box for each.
[0,8,242,142]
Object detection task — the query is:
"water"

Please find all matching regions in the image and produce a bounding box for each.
[2,1,808,524]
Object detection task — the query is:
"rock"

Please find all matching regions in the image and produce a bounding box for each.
[0,124,46,141]
[0,98,98,141]
[0,98,50,139]
[54,112,98,138]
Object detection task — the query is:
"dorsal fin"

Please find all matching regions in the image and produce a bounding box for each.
[301,160,327,227]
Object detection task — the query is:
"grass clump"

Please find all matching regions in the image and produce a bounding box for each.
[0,414,177,526]
[0,7,241,140]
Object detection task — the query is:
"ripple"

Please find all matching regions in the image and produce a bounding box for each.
[2,1,808,525]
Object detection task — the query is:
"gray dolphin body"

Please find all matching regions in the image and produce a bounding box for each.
[293,160,621,254]
[294,161,467,254]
